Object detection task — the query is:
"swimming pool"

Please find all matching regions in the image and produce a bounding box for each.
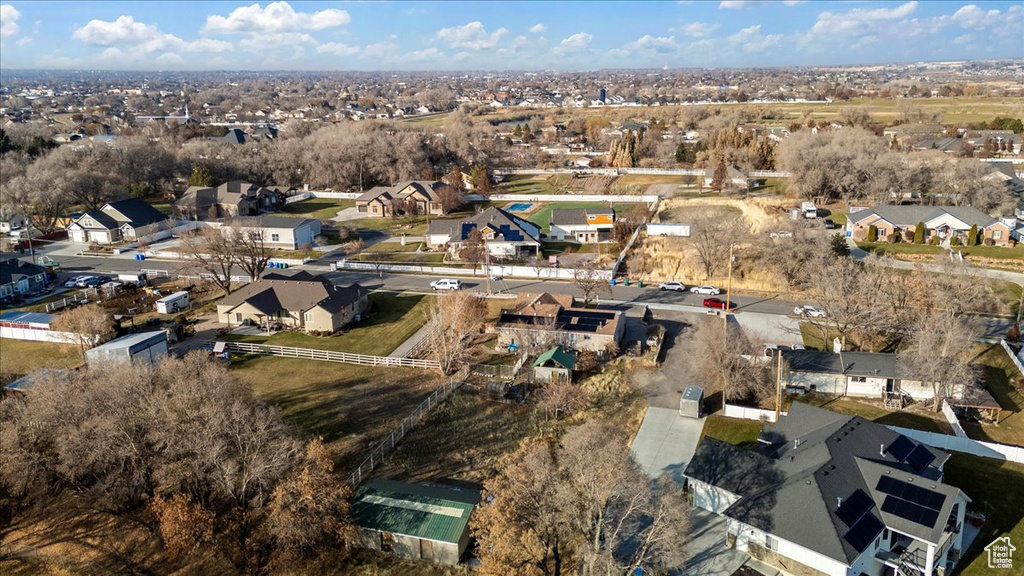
[507,202,533,212]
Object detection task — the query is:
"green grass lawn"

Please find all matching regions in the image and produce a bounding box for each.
[944,455,1024,576]
[403,112,450,127]
[362,241,423,253]
[700,414,765,449]
[963,344,1024,447]
[222,293,430,356]
[795,395,952,434]
[282,198,355,219]
[614,174,685,186]
[0,338,83,375]
[347,206,478,237]
[858,241,1024,261]
[529,201,639,233]
[498,175,560,195]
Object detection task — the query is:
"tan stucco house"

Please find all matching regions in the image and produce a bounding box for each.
[216,271,368,333]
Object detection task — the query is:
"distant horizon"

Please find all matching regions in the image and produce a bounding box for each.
[0,1,1021,72]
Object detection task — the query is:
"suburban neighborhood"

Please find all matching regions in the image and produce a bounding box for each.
[1,1,1023,576]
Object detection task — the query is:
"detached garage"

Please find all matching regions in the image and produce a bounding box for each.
[86,331,168,366]
[350,480,480,566]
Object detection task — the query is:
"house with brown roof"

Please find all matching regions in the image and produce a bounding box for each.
[355,181,449,218]
[174,181,285,220]
[495,292,624,353]
[216,271,368,333]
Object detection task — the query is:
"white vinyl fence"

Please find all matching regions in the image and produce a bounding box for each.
[495,167,793,178]
[941,399,969,439]
[337,260,613,281]
[474,193,659,205]
[1000,338,1024,378]
[214,340,440,369]
[886,425,1024,464]
[723,404,780,423]
[0,325,77,343]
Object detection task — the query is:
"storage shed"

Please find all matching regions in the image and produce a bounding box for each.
[350,480,480,566]
[679,385,704,419]
[533,345,577,384]
[86,331,168,366]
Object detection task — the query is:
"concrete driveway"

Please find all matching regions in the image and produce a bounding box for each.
[681,508,749,576]
[630,407,705,484]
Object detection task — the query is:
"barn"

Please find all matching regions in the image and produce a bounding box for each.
[350,480,480,566]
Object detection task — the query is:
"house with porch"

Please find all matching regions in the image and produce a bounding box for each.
[426,207,540,260]
[67,198,168,244]
[847,206,1012,247]
[684,402,972,576]
[549,208,615,243]
[174,181,285,220]
[0,257,47,301]
[216,271,368,333]
[355,181,448,218]
[495,292,624,354]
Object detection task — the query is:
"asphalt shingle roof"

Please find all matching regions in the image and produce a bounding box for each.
[849,205,998,228]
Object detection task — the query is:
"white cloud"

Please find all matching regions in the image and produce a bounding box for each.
[624,35,677,53]
[435,21,508,49]
[317,42,359,56]
[404,47,442,62]
[361,40,399,60]
[204,1,350,34]
[557,32,592,52]
[811,1,918,35]
[681,21,719,37]
[239,32,314,51]
[0,4,20,40]
[728,24,783,52]
[529,23,547,33]
[184,38,234,53]
[952,34,974,45]
[952,4,1004,30]
[154,52,185,67]
[73,15,237,53]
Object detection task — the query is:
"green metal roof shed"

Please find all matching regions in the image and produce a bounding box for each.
[350,480,480,545]
[533,345,577,371]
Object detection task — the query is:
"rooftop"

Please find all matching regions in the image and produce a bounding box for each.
[349,480,480,544]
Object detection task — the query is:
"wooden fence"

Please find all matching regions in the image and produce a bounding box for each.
[349,378,463,487]
[213,340,440,369]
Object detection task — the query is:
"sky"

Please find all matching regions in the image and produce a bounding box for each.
[0,1,1021,71]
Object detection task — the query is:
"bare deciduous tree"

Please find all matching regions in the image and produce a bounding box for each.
[53,303,116,362]
[179,228,238,295]
[538,381,588,420]
[688,208,738,281]
[687,317,775,404]
[899,311,978,411]
[423,291,487,374]
[228,224,272,281]
[573,260,611,304]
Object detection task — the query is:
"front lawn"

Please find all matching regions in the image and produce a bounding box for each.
[962,343,1024,447]
[944,455,1024,576]
[282,198,355,219]
[222,293,430,356]
[0,338,83,376]
[700,414,765,449]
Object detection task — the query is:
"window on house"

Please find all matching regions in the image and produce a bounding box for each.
[766,535,779,551]
[235,313,242,322]
[304,312,313,321]
[993,230,1003,240]
[851,376,867,383]
[271,233,280,242]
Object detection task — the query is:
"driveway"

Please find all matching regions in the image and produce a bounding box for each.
[681,508,749,576]
[331,207,366,222]
[630,407,705,484]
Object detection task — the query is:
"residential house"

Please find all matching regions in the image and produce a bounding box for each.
[964,130,1021,155]
[533,345,577,384]
[216,271,368,333]
[174,181,285,220]
[350,480,480,566]
[228,216,322,250]
[0,211,27,234]
[425,207,540,259]
[572,155,594,168]
[0,257,47,301]
[705,164,752,190]
[847,205,1012,246]
[684,402,971,576]
[355,181,448,218]
[911,137,967,155]
[883,124,946,147]
[496,292,625,353]
[780,349,964,404]
[67,198,168,244]
[549,207,615,243]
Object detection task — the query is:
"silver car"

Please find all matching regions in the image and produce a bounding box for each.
[690,285,721,295]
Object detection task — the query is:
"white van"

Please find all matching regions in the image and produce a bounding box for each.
[430,278,462,291]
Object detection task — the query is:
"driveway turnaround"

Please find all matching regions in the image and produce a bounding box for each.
[630,407,705,484]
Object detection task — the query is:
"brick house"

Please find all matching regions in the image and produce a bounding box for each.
[847,206,1012,246]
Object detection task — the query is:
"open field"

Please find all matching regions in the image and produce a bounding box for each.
[222,293,430,356]
[614,174,686,186]
[498,174,562,195]
[963,343,1024,447]
[944,455,1024,576]
[282,198,355,219]
[0,338,82,376]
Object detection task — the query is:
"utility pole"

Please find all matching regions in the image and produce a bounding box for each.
[1016,283,1024,326]
[723,243,734,339]
[484,242,492,295]
[775,352,783,422]
[25,212,37,265]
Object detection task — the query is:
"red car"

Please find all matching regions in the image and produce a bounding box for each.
[703,297,731,310]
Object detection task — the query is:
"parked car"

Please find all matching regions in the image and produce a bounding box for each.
[430,278,462,291]
[659,281,686,292]
[703,297,730,310]
[74,276,100,287]
[824,219,837,229]
[794,305,826,318]
[64,276,86,287]
[691,285,722,295]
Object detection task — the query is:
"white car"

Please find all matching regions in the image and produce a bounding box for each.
[690,285,721,295]
[430,278,462,291]
[64,276,85,287]
[794,305,826,318]
[659,281,686,292]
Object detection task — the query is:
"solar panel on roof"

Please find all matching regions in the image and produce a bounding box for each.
[844,512,884,552]
[886,435,915,461]
[836,490,874,527]
[905,445,936,472]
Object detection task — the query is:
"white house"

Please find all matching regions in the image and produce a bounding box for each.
[425,207,540,259]
[684,403,971,576]
[228,216,321,250]
[549,208,615,243]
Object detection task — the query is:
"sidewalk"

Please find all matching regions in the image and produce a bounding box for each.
[388,322,433,358]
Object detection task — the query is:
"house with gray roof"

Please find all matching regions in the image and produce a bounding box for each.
[426,207,540,259]
[549,207,615,243]
[847,205,1012,246]
[174,181,285,220]
[216,271,367,333]
[228,215,321,250]
[684,403,971,576]
[67,198,168,245]
[0,257,47,301]
[355,180,451,218]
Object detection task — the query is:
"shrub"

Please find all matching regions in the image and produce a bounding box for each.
[914,222,925,244]
[951,236,961,247]
[928,235,940,246]
[886,233,900,243]
[867,224,878,241]
[968,224,979,246]
[903,230,915,243]
[984,238,995,246]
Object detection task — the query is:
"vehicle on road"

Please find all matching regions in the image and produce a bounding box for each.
[659,281,686,292]
[430,278,462,291]
[690,285,721,295]
[703,297,730,310]
[794,305,826,318]
[74,276,101,287]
